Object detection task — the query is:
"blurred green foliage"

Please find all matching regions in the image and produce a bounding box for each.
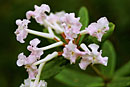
[0,0,130,87]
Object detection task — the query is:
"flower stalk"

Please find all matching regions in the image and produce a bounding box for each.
[33,62,45,87]
[26,29,54,39]
[33,51,58,66]
[91,64,108,81]
[39,41,63,51]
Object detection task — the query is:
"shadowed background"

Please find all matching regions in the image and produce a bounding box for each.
[0,0,130,87]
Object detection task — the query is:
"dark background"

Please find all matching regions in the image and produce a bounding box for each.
[0,0,130,87]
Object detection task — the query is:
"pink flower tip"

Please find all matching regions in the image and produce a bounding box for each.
[14,19,30,43]
[26,4,50,24]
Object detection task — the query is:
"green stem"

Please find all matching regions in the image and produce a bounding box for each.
[91,65,108,81]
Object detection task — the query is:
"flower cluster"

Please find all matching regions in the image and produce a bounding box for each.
[15,4,110,87]
[20,78,47,87]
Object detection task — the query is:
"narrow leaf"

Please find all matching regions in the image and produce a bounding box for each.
[78,6,89,45]
[40,57,69,79]
[100,40,116,78]
[55,68,103,87]
[79,7,89,30]
[108,77,130,87]
[115,61,130,77]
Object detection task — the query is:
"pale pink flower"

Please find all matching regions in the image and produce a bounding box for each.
[79,44,108,70]
[86,17,109,41]
[26,54,38,64]
[25,65,38,79]
[45,11,65,33]
[17,53,38,66]
[26,4,50,24]
[20,78,34,87]
[61,13,82,40]
[17,39,43,67]
[27,38,43,59]
[62,41,86,64]
[14,19,30,43]
[17,53,27,66]
[47,11,65,24]
[20,78,47,87]
[17,39,43,79]
[17,53,38,79]
[79,55,92,70]
[38,80,47,87]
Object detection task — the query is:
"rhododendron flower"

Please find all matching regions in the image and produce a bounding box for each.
[26,4,50,25]
[86,17,109,41]
[14,19,30,43]
[27,38,43,59]
[79,43,108,70]
[62,41,86,64]
[61,13,82,40]
[20,78,47,87]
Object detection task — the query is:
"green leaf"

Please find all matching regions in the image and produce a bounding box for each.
[86,35,100,45]
[100,40,116,78]
[40,57,69,79]
[47,78,72,87]
[78,6,89,45]
[115,61,130,77]
[102,22,115,42]
[79,7,89,30]
[108,77,130,87]
[55,68,103,87]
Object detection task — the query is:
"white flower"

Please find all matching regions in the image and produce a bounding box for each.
[14,19,30,43]
[17,38,43,67]
[20,78,34,87]
[17,53,38,79]
[17,38,44,79]
[62,41,86,64]
[25,65,38,79]
[86,17,109,41]
[17,53,27,66]
[45,11,65,33]
[47,11,65,24]
[26,4,50,25]
[20,78,47,87]
[79,43,108,70]
[27,38,43,59]
[61,13,82,40]
[38,80,47,87]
